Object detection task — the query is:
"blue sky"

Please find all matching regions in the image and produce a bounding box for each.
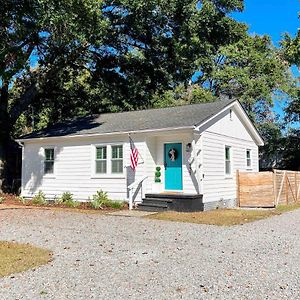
[232,0,299,122]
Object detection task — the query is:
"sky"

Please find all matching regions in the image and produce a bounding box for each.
[232,0,300,123]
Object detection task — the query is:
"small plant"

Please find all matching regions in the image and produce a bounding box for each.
[32,191,47,205]
[59,192,80,208]
[0,196,4,204]
[60,192,73,203]
[90,190,124,209]
[154,166,161,183]
[17,196,28,205]
[90,190,109,209]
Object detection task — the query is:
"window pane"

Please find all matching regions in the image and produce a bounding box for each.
[247,159,251,167]
[96,161,107,173]
[45,149,54,161]
[96,147,106,160]
[225,147,230,160]
[225,161,231,175]
[112,145,123,159]
[246,150,250,159]
[112,160,123,173]
[44,161,54,174]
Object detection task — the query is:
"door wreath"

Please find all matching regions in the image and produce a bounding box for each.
[168,148,178,161]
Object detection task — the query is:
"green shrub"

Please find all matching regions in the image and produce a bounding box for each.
[60,192,73,203]
[59,192,80,208]
[154,166,162,183]
[90,190,123,209]
[32,191,47,205]
[155,171,161,177]
[65,200,80,208]
[0,196,4,204]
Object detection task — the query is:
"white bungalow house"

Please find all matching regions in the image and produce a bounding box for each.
[17,97,264,211]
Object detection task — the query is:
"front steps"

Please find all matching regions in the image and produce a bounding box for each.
[138,193,204,212]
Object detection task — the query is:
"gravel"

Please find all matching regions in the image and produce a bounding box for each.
[0,208,300,299]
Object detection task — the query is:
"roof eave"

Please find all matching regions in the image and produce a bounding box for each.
[16,125,195,143]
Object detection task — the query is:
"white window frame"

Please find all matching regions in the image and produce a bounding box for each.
[225,145,232,177]
[246,149,252,169]
[91,143,125,178]
[95,146,107,174]
[111,145,124,174]
[43,147,55,177]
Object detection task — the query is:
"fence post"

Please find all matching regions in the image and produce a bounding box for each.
[285,171,288,205]
[273,169,277,206]
[236,170,240,207]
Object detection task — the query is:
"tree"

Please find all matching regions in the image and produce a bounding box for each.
[1,0,248,190]
[194,34,294,122]
[0,0,106,190]
[282,31,300,123]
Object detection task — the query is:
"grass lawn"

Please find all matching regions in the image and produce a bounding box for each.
[147,203,300,226]
[0,241,52,278]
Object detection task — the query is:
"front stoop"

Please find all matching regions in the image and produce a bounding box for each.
[138,193,204,212]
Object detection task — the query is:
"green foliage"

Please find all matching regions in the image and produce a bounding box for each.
[17,196,28,205]
[152,84,216,108]
[154,166,162,183]
[0,196,4,204]
[32,191,47,205]
[90,190,123,209]
[197,34,294,121]
[281,31,300,125]
[59,192,80,208]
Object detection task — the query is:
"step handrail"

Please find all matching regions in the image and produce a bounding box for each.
[128,175,148,210]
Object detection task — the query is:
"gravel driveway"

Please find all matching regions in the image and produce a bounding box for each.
[1,208,300,300]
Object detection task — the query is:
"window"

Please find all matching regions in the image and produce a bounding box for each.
[44,148,54,174]
[111,145,123,173]
[96,146,107,174]
[225,146,231,175]
[246,149,252,168]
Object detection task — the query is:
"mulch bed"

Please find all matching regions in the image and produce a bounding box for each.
[0,193,128,211]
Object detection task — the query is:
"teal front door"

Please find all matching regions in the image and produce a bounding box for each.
[164,143,183,190]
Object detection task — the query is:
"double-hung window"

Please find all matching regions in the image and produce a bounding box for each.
[225,146,231,175]
[96,146,107,174]
[94,145,123,175]
[44,148,54,174]
[111,145,123,173]
[246,149,252,168]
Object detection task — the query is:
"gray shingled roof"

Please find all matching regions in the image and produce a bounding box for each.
[19,97,235,140]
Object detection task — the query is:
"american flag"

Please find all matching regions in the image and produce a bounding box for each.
[129,136,139,171]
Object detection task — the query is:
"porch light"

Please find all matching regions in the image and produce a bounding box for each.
[186,143,192,152]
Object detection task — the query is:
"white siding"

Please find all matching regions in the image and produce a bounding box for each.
[22,135,148,201]
[21,131,199,201]
[201,108,259,203]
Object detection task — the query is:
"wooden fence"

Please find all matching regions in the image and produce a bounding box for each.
[237,169,300,207]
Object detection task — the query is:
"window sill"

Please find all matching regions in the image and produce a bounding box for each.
[91,174,125,179]
[224,175,233,179]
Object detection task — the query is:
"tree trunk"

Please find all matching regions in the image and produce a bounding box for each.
[0,81,13,193]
